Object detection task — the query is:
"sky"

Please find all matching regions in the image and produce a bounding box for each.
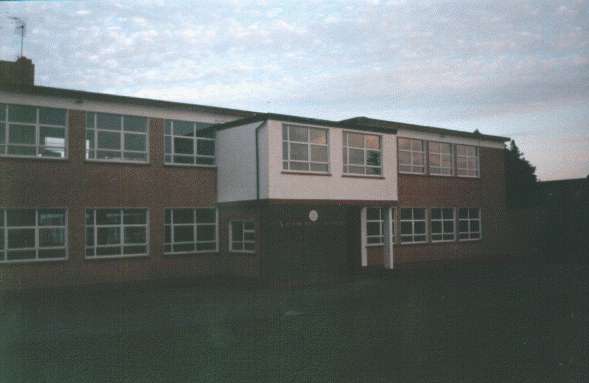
[1,0,588,180]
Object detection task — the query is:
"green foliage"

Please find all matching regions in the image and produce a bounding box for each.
[506,140,538,208]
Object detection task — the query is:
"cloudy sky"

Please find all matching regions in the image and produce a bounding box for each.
[1,0,588,180]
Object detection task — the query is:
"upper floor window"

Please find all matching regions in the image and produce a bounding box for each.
[282,124,329,173]
[164,208,218,254]
[428,142,453,176]
[229,220,256,253]
[398,138,425,174]
[456,145,479,177]
[0,104,67,159]
[0,208,67,263]
[343,132,382,176]
[85,112,148,163]
[164,120,215,166]
[85,208,149,258]
[458,208,481,240]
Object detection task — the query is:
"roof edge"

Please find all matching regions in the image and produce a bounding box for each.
[342,116,510,142]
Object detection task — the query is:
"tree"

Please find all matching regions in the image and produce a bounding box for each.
[505,140,538,208]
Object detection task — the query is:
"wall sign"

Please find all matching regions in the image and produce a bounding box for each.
[308,209,319,222]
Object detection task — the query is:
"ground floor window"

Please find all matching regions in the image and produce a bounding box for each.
[229,220,256,253]
[0,208,67,262]
[400,208,427,244]
[85,208,148,258]
[164,208,218,254]
[458,208,481,240]
[431,208,455,242]
[366,207,385,246]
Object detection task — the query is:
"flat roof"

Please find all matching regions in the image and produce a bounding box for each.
[0,83,256,117]
[214,113,398,134]
[341,117,510,142]
[0,83,508,141]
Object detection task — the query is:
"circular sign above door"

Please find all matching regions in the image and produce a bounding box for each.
[308,209,319,222]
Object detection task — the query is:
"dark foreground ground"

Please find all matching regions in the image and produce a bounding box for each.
[1,260,588,383]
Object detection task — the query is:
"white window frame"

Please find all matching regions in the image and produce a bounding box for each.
[164,119,216,167]
[0,208,68,263]
[164,208,219,255]
[456,144,480,178]
[229,220,256,254]
[431,207,456,242]
[365,207,385,246]
[398,137,426,175]
[428,141,454,176]
[400,208,428,244]
[85,208,150,259]
[282,124,330,174]
[458,208,482,241]
[0,103,68,160]
[343,131,383,177]
[85,112,149,164]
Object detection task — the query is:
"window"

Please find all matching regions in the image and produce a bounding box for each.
[343,132,382,176]
[366,208,385,245]
[229,220,256,253]
[0,208,67,262]
[0,104,67,158]
[400,208,427,243]
[85,209,149,258]
[391,208,396,244]
[282,124,329,173]
[85,112,148,162]
[456,145,479,177]
[431,208,455,242]
[164,120,215,166]
[458,208,481,240]
[428,142,453,176]
[398,138,425,174]
[164,208,218,254]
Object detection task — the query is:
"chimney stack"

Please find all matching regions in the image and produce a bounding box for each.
[0,57,35,86]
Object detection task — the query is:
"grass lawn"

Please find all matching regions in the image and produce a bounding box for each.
[1,261,588,382]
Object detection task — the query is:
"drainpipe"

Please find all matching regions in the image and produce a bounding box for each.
[254,121,266,201]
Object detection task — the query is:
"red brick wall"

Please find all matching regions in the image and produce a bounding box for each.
[0,110,257,290]
[395,147,508,264]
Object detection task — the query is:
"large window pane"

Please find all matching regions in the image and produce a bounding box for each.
[8,229,35,248]
[8,105,36,123]
[98,131,121,150]
[39,107,66,125]
[39,228,65,247]
[96,113,121,130]
[124,116,147,132]
[7,209,35,226]
[124,133,146,152]
[9,125,35,144]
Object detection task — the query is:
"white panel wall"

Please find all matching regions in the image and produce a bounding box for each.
[216,121,266,202]
[266,120,398,201]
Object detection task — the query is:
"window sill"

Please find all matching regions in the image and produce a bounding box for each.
[0,154,68,161]
[84,159,150,166]
[164,163,217,169]
[342,174,385,179]
[458,238,482,242]
[365,244,385,248]
[399,172,481,180]
[85,254,149,261]
[399,241,429,246]
[164,251,219,256]
[281,170,332,176]
[229,251,256,255]
[0,258,68,265]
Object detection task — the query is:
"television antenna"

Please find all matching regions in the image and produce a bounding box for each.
[9,17,26,57]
